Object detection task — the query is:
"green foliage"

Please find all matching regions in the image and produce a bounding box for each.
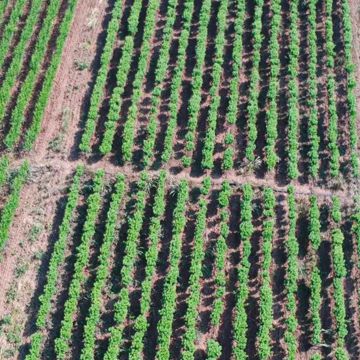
[24,0,79,149]
[80,174,126,360]
[308,196,322,348]
[3,0,66,149]
[210,181,231,327]
[128,171,167,360]
[140,0,178,166]
[79,0,124,152]
[264,0,281,170]
[0,161,29,252]
[161,0,195,163]
[0,0,27,71]
[181,181,210,359]
[0,155,9,187]
[257,188,276,359]
[222,0,246,171]
[207,339,222,360]
[342,0,359,175]
[104,173,149,360]
[181,0,212,164]
[284,186,298,359]
[332,196,342,224]
[307,0,320,178]
[287,0,300,179]
[201,0,229,170]
[55,170,105,359]
[233,184,253,359]
[245,0,264,162]
[25,166,84,360]
[155,180,189,360]
[332,228,348,357]
[325,0,340,177]
[121,0,161,162]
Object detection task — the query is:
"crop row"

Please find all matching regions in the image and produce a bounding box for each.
[54,170,105,359]
[308,196,322,357]
[222,0,246,171]
[0,0,27,71]
[307,0,320,178]
[78,0,123,152]
[0,160,29,253]
[341,0,359,175]
[80,174,126,360]
[103,172,149,360]
[264,0,282,170]
[181,0,212,166]
[161,0,195,163]
[155,180,189,360]
[244,0,264,163]
[4,0,66,148]
[232,184,254,359]
[121,0,164,162]
[24,0,79,149]
[325,0,340,177]
[205,181,232,357]
[98,0,143,155]
[257,188,276,359]
[331,198,348,360]
[128,171,167,360]
[284,186,299,359]
[286,0,300,179]
[141,0,179,166]
[26,166,84,360]
[201,0,229,170]
[181,178,210,359]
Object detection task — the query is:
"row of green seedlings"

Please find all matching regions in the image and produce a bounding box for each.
[25,0,79,149]
[161,0,196,164]
[181,0,212,167]
[264,0,282,171]
[308,196,322,360]
[232,183,254,359]
[80,174,126,360]
[257,188,276,359]
[221,0,246,171]
[200,0,229,170]
[127,171,167,360]
[103,172,150,359]
[180,178,211,359]
[205,181,232,358]
[286,0,300,179]
[284,186,299,359]
[79,0,142,152]
[325,0,341,177]
[155,179,189,360]
[2,0,79,150]
[330,197,348,360]
[140,0,179,166]
[120,0,169,162]
[0,0,27,71]
[26,166,84,359]
[78,0,124,152]
[353,199,360,323]
[307,0,320,178]
[100,0,144,155]
[244,0,264,165]
[0,0,10,25]
[341,0,359,176]
[0,159,29,253]
[54,170,105,359]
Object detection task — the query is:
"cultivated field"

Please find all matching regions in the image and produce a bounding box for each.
[0,0,360,359]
